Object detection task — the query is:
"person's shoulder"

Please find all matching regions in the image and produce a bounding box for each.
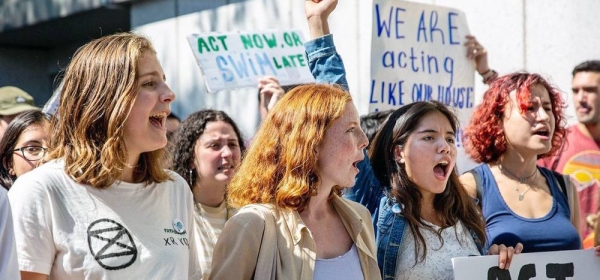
[336,195,372,219]
[565,125,583,140]
[159,170,194,197]
[0,185,7,204]
[225,204,273,232]
[161,169,191,191]
[9,160,66,193]
[164,169,186,185]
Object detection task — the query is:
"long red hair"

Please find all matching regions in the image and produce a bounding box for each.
[227,84,351,210]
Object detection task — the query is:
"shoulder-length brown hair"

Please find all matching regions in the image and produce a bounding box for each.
[47,32,170,189]
[227,84,351,211]
[369,101,486,263]
[464,72,566,163]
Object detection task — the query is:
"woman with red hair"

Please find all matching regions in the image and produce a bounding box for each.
[461,72,590,253]
[208,84,380,279]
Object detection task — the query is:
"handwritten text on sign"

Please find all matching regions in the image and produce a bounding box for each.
[370,0,474,112]
[371,0,475,173]
[187,30,314,92]
[452,249,600,280]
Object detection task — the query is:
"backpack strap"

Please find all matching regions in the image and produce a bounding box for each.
[553,170,568,197]
[467,169,483,208]
[552,170,577,226]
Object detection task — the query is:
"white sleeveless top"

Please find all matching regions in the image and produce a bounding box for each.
[314,244,364,280]
[395,220,480,279]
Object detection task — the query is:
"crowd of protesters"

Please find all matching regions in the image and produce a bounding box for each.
[1,0,600,279]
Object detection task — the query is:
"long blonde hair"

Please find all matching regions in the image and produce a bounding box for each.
[48,32,170,188]
[227,84,351,211]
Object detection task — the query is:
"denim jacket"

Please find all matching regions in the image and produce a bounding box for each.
[305,34,349,90]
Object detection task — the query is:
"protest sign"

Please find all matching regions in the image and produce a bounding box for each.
[452,249,600,280]
[187,30,314,92]
[371,0,475,172]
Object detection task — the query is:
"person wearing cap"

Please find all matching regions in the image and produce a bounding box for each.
[0,86,39,140]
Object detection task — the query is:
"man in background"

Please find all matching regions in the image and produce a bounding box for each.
[540,60,600,239]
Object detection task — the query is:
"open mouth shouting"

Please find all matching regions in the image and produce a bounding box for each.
[352,154,364,173]
[433,159,451,180]
[149,112,168,129]
[532,126,550,139]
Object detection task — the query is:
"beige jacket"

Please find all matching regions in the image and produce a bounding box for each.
[208,195,381,280]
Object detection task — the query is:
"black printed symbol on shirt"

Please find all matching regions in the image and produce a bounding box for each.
[87,219,137,270]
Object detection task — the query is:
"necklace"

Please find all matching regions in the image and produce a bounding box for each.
[498,163,538,201]
[498,163,537,184]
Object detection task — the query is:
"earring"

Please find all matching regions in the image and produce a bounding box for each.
[189,169,194,185]
[399,158,405,164]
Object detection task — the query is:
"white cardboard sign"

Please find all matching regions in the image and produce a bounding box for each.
[452,249,600,279]
[370,0,476,172]
[187,30,315,92]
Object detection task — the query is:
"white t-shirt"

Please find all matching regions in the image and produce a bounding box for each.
[8,160,201,279]
[395,220,480,280]
[0,186,20,280]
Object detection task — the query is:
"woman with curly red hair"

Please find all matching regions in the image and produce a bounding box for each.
[461,72,584,253]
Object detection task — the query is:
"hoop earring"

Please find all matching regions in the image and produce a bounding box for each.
[189,169,194,185]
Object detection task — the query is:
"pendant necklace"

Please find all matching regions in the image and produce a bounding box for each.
[498,163,538,201]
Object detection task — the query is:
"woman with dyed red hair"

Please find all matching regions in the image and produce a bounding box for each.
[461,72,595,253]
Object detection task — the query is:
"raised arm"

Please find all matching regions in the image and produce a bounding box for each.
[464,35,498,85]
[304,0,348,89]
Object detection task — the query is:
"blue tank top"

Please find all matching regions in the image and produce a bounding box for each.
[474,164,581,253]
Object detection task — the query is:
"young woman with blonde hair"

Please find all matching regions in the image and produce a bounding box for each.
[209,84,380,280]
[8,33,201,279]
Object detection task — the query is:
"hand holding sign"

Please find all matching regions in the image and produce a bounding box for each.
[464,35,490,75]
[258,76,285,119]
[488,242,524,270]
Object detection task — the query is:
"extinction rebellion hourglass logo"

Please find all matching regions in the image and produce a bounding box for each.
[87,219,137,270]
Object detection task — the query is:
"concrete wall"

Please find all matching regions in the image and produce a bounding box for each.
[130,0,600,139]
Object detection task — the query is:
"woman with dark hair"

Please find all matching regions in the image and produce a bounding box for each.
[0,111,43,280]
[461,72,600,255]
[369,100,516,279]
[0,110,49,190]
[170,109,245,279]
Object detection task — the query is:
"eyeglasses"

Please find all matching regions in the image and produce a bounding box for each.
[12,146,48,161]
